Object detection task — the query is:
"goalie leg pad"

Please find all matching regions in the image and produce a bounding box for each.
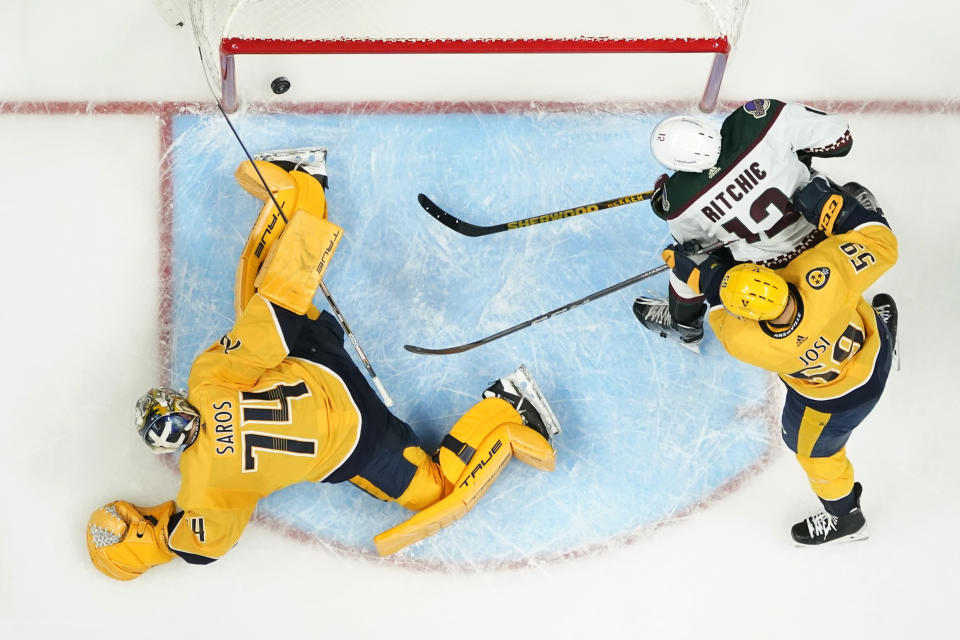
[373,424,514,556]
[87,501,176,581]
[233,165,329,316]
[234,198,291,316]
[234,159,297,202]
[288,170,328,220]
[504,422,555,472]
[255,213,342,315]
[434,397,523,485]
[372,399,556,555]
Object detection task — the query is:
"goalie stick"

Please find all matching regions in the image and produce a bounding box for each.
[418,190,654,237]
[404,239,734,356]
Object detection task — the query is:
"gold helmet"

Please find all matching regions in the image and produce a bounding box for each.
[719,264,790,321]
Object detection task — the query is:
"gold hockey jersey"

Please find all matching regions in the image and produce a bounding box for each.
[709,220,897,404]
[167,293,361,562]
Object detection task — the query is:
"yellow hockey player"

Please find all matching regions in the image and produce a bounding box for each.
[660,176,898,545]
[86,150,559,581]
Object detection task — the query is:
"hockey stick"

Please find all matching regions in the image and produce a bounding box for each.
[418,190,654,237]
[403,239,733,356]
[216,105,394,406]
[318,281,394,406]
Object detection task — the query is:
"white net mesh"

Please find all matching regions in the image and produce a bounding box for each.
[187,0,749,104]
[198,0,746,40]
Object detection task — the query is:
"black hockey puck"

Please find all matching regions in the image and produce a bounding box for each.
[270,76,291,95]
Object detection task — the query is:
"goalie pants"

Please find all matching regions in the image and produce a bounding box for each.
[289,311,445,511]
[779,313,894,511]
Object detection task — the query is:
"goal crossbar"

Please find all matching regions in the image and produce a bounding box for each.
[217,36,731,112]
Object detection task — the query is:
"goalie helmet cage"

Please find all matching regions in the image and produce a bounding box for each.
[185,0,749,113]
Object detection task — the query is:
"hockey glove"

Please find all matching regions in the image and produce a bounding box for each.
[793,176,853,236]
[87,500,176,580]
[650,173,670,219]
[662,241,732,301]
[661,240,706,294]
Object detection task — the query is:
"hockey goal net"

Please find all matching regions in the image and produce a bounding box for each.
[184,0,749,112]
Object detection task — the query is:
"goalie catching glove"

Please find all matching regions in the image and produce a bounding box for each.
[87,501,176,580]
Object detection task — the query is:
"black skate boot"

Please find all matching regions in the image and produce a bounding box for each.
[791,483,867,546]
[483,365,561,440]
[842,182,879,211]
[872,293,898,369]
[255,147,328,188]
[632,297,703,353]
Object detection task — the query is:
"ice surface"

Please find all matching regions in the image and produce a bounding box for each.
[168,107,775,566]
[3,1,960,638]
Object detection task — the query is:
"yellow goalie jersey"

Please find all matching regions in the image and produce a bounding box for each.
[167,293,361,563]
[709,219,897,406]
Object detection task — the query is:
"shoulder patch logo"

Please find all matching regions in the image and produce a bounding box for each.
[805,267,831,289]
[219,334,242,354]
[743,99,771,119]
[708,166,721,178]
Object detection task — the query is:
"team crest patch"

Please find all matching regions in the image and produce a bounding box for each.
[219,334,242,353]
[743,99,771,119]
[806,267,830,289]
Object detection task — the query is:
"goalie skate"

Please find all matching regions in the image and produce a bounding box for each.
[483,364,561,438]
[255,147,328,188]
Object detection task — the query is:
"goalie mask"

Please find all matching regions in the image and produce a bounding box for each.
[719,264,790,321]
[135,388,200,454]
[650,116,722,172]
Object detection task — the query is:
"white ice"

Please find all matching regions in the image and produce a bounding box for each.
[2,1,959,638]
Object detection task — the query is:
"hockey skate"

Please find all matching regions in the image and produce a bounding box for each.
[483,364,561,439]
[791,483,868,546]
[842,181,879,211]
[632,297,703,353]
[872,293,899,370]
[255,147,328,188]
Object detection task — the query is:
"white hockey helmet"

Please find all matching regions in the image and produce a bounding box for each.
[650,116,722,172]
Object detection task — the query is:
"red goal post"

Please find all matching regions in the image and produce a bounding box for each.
[184,0,749,113]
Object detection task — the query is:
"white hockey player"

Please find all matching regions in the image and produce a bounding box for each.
[634,99,854,351]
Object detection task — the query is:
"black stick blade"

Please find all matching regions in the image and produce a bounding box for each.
[417,193,500,237]
[403,343,477,356]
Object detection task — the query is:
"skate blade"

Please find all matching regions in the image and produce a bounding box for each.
[255,146,327,160]
[793,529,869,547]
[501,364,562,436]
[255,147,328,172]
[679,340,702,354]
